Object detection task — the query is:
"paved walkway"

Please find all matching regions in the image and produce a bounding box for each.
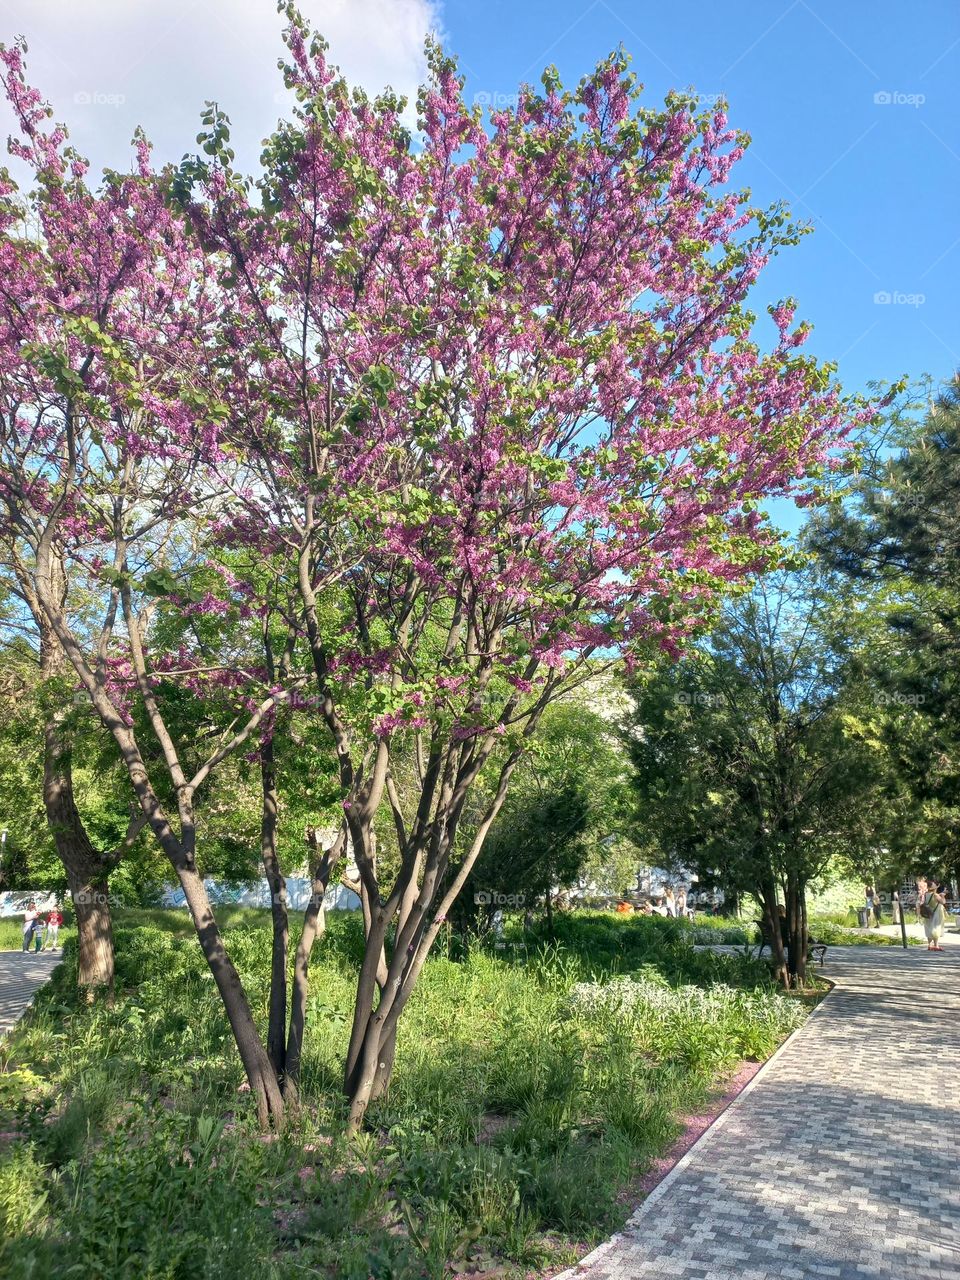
[563,944,960,1280]
[0,950,60,1039]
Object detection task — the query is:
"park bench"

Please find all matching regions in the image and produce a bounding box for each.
[755,919,828,968]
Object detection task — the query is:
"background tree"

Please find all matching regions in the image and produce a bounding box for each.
[465,696,637,930]
[810,375,960,886]
[627,570,888,983]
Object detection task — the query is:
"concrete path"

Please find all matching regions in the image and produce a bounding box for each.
[562,944,960,1280]
[0,950,60,1039]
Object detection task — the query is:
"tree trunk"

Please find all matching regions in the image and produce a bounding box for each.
[283,825,344,1101]
[174,860,284,1127]
[67,871,114,992]
[785,873,807,987]
[259,739,288,1080]
[759,882,789,987]
[343,910,390,1098]
[369,1024,397,1103]
[40,617,116,996]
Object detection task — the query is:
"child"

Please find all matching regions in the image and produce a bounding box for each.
[44,905,63,950]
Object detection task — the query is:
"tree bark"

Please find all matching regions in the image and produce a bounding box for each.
[758,882,789,987]
[283,824,345,1101]
[67,871,114,992]
[174,860,284,1126]
[39,610,117,995]
[369,1025,398,1102]
[785,872,808,987]
[259,738,288,1080]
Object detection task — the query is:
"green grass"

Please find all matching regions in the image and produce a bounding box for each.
[0,907,808,1279]
[0,915,73,953]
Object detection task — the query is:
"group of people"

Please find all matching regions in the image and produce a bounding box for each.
[20,902,63,953]
[858,879,953,952]
[632,886,695,918]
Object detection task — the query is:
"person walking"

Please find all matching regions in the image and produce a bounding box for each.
[676,885,688,919]
[873,891,883,927]
[864,887,876,928]
[892,890,901,926]
[44,905,63,950]
[664,887,676,918]
[21,901,38,952]
[920,878,947,952]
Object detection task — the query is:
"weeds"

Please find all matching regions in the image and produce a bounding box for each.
[0,907,808,1278]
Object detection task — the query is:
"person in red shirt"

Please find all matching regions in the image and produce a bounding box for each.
[44,906,63,950]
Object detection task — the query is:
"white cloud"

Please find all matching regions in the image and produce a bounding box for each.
[0,0,443,175]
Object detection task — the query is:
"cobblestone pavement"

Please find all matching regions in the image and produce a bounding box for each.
[0,949,59,1038]
[561,945,960,1280]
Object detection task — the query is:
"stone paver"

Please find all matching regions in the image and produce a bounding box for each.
[561,944,960,1280]
[0,949,60,1038]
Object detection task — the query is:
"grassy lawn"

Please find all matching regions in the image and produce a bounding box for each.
[0,915,73,954]
[0,909,807,1279]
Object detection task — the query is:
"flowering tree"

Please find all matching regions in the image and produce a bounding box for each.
[0,41,314,1122]
[180,7,870,1128]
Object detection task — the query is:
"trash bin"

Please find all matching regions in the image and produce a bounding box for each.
[857,907,869,928]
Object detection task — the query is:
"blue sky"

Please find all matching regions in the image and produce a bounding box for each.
[444,0,958,401]
[2,0,956,534]
[448,0,959,533]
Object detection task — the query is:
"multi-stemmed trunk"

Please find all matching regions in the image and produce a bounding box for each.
[33,544,288,1128]
[341,750,521,1134]
[283,824,346,1102]
[758,879,789,988]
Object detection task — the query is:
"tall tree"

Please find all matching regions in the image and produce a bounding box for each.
[810,376,960,881]
[0,42,306,1123]
[180,7,866,1127]
[627,571,887,984]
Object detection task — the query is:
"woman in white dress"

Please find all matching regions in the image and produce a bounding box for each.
[922,878,946,952]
